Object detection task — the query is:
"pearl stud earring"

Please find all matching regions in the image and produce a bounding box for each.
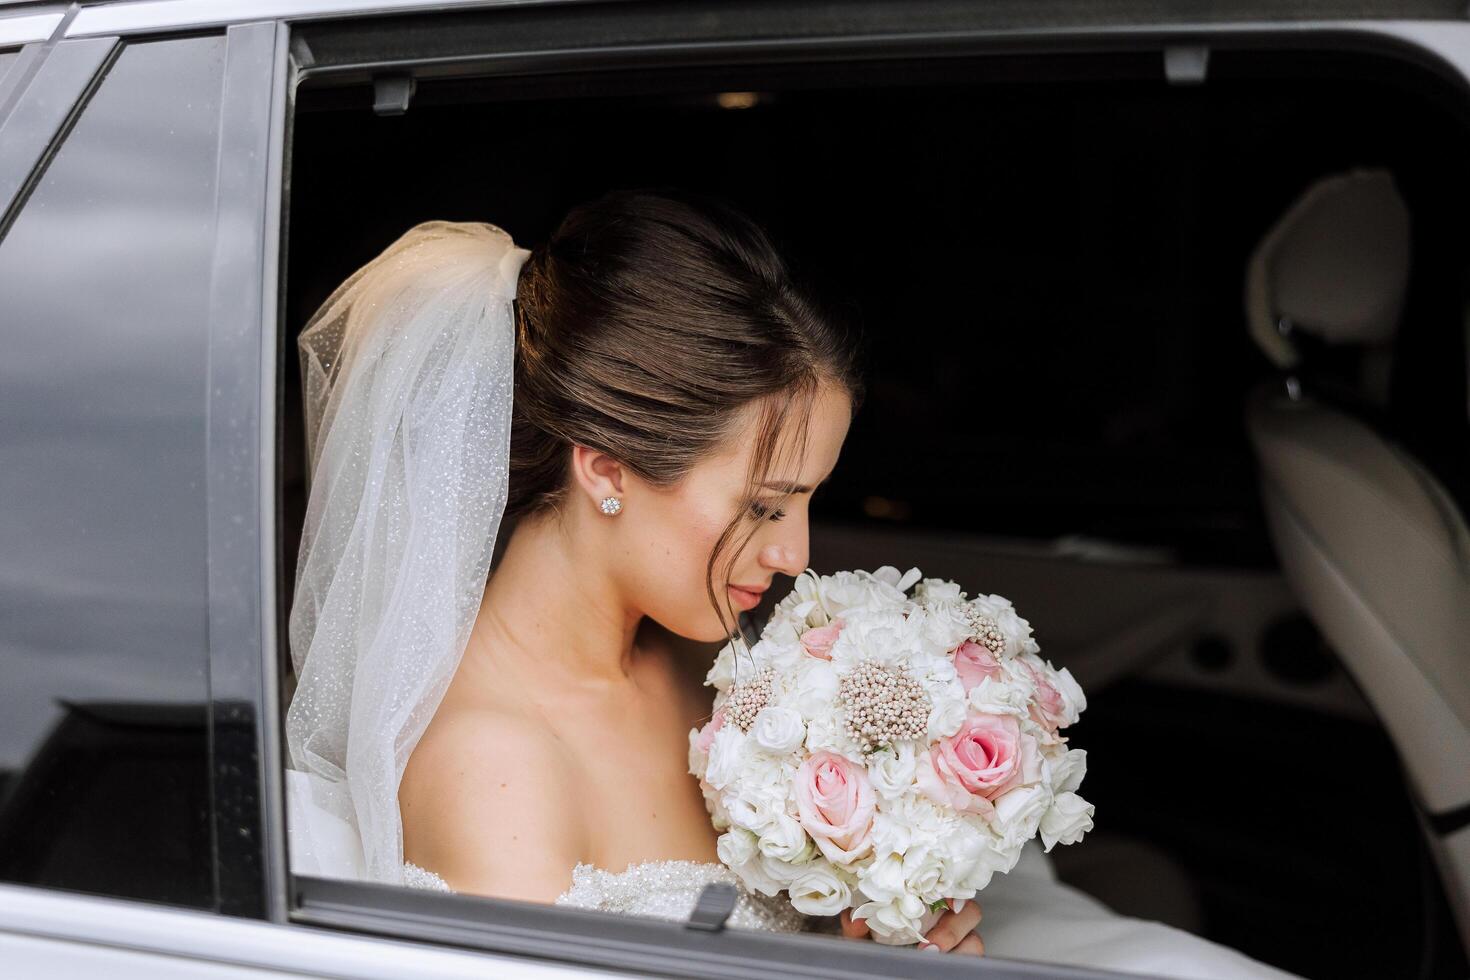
[599,495,622,516]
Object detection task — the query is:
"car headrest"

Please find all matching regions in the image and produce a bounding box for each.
[1245,168,1410,369]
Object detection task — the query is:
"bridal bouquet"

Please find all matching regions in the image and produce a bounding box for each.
[688,566,1094,944]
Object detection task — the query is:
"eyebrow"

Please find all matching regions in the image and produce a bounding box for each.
[760,473,833,494]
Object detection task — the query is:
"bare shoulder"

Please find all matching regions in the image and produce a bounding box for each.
[400,705,586,903]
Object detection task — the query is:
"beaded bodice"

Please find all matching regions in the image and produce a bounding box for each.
[402,859,807,933]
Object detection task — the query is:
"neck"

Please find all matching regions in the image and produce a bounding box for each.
[464,507,646,689]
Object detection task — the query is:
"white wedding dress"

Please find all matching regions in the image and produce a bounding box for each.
[403,858,808,933]
[394,841,1299,978]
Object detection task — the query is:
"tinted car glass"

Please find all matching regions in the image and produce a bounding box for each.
[0,34,226,908]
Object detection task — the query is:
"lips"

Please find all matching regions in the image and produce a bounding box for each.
[728,583,768,610]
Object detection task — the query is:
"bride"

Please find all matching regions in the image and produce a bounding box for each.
[284,188,1299,976]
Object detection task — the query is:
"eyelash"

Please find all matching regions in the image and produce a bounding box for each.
[750,501,787,522]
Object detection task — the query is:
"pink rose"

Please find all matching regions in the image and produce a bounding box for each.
[694,708,726,754]
[800,618,846,660]
[952,640,1003,692]
[915,712,1042,818]
[1023,655,1081,740]
[795,751,875,862]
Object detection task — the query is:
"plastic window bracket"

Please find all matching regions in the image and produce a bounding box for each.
[686,882,738,932]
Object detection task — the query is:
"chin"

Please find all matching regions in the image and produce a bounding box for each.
[649,604,738,645]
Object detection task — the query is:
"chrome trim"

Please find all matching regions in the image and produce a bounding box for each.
[67,0,594,39]
[0,12,63,47]
[0,882,594,978]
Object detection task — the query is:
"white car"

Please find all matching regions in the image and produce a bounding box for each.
[0,1,1466,977]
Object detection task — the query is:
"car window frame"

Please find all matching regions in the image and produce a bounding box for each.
[5,2,1462,972]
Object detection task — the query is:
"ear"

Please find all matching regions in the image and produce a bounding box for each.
[568,444,626,505]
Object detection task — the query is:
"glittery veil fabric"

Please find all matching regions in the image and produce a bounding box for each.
[284,221,530,884]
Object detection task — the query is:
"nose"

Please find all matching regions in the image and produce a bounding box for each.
[759,533,808,579]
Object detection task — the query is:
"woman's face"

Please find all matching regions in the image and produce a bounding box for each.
[620,381,853,643]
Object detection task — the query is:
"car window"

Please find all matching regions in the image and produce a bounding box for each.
[0,49,17,88]
[0,34,226,909]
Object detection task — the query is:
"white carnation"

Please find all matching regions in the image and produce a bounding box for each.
[856,851,908,904]
[706,642,736,691]
[914,577,964,603]
[791,659,839,721]
[703,726,749,790]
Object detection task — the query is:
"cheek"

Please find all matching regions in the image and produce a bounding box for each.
[626,495,738,637]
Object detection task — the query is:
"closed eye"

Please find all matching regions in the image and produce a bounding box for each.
[750,501,787,522]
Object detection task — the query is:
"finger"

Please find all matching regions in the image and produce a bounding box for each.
[946,897,981,923]
[923,903,983,951]
[953,934,986,957]
[839,908,870,940]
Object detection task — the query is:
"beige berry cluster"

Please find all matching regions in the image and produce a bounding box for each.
[838,660,930,753]
[964,605,1006,655]
[725,666,774,732]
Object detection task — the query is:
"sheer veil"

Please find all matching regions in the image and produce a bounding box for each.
[284,220,530,884]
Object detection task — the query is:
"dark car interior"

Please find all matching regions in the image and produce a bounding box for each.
[279,40,1470,980]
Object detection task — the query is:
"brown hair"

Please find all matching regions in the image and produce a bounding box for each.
[508,187,866,641]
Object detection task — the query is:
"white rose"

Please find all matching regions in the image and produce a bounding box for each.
[750,706,806,755]
[1053,664,1087,721]
[757,812,811,862]
[854,895,932,946]
[868,742,918,800]
[716,828,758,868]
[926,696,967,740]
[992,783,1052,848]
[758,850,810,885]
[1040,792,1094,851]
[1047,746,1088,794]
[788,863,852,916]
[730,855,785,897]
[723,792,778,835]
[968,674,1031,718]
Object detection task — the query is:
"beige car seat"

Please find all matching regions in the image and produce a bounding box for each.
[1242,168,1470,950]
